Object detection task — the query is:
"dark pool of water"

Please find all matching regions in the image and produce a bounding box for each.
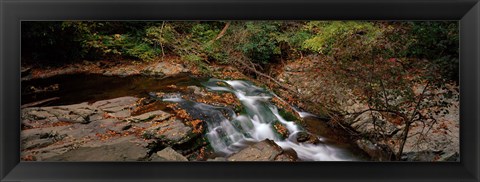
[21,73,205,106]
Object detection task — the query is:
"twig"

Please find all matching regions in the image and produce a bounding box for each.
[21,97,60,109]
[160,21,166,60]
[209,21,231,44]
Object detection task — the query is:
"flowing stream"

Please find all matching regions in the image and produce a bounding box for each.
[163,78,361,161]
[22,74,365,161]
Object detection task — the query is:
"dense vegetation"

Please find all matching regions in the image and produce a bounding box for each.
[22,21,458,79]
[22,21,459,160]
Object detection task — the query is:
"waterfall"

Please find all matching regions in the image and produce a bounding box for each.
[162,79,358,161]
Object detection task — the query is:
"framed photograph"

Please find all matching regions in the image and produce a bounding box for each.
[1,0,479,181]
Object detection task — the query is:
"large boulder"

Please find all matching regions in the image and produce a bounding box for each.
[227,139,297,161]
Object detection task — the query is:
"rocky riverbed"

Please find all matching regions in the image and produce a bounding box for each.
[23,72,354,162]
[21,94,298,161]
[21,57,458,162]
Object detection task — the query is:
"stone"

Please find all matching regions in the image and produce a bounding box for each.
[152,147,188,161]
[187,86,207,96]
[227,139,297,161]
[295,131,320,144]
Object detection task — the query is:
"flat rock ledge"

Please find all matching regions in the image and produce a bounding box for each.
[20,96,197,161]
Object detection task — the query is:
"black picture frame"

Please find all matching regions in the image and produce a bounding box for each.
[1,0,479,181]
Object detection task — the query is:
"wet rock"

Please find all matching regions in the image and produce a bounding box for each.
[227,139,297,161]
[187,86,207,96]
[125,110,171,123]
[143,118,194,145]
[151,147,188,161]
[45,140,148,161]
[356,139,394,161]
[295,131,320,144]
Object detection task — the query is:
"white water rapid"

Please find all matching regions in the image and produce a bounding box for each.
[163,79,359,161]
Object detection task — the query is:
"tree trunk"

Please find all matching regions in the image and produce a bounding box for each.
[397,121,411,160]
[210,22,231,43]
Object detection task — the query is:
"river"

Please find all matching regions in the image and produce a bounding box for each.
[22,73,368,161]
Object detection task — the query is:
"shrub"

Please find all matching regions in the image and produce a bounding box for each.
[237,22,282,65]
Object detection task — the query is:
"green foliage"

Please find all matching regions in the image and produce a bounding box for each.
[407,22,459,81]
[407,22,458,59]
[125,42,161,61]
[303,21,382,55]
[66,22,161,61]
[144,23,177,50]
[190,23,220,43]
[22,21,458,83]
[237,22,282,65]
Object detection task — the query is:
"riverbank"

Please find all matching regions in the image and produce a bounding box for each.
[270,55,460,161]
